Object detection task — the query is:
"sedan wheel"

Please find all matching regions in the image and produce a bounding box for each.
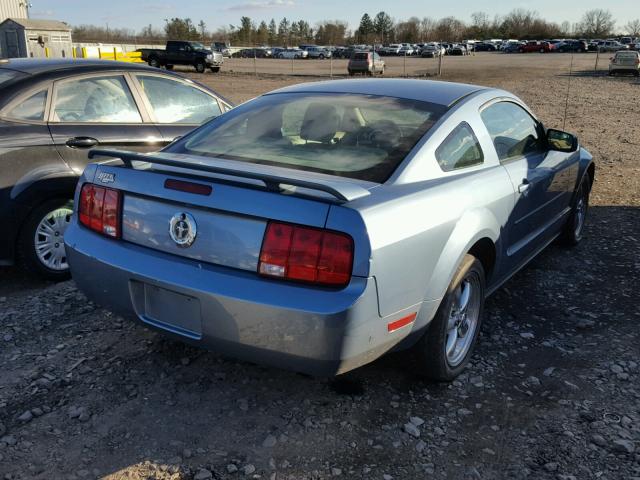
[415,254,485,381]
[18,199,73,280]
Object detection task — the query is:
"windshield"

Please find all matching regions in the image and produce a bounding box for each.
[189,42,205,50]
[168,92,446,182]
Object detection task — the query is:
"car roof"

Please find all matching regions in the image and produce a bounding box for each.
[267,79,488,107]
[0,58,232,107]
[0,58,160,75]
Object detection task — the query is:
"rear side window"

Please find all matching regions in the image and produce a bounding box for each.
[435,122,483,171]
[480,101,544,162]
[6,90,47,121]
[136,74,222,124]
[53,75,141,123]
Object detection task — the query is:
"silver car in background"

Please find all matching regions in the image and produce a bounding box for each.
[65,79,594,380]
[348,51,385,75]
[609,50,640,76]
[306,46,332,59]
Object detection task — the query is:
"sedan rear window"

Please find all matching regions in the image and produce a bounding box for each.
[353,52,369,60]
[0,69,25,86]
[171,93,446,182]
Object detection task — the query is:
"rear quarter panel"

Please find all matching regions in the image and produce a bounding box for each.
[344,89,518,322]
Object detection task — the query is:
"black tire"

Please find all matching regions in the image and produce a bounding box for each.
[414,254,485,381]
[348,70,354,76]
[319,54,325,59]
[148,57,160,68]
[559,173,590,246]
[195,61,205,73]
[210,66,220,73]
[379,68,384,75]
[165,64,174,70]
[17,198,74,281]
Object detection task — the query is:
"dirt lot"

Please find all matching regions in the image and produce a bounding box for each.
[1,54,639,480]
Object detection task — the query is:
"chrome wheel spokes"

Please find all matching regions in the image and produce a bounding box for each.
[445,275,481,367]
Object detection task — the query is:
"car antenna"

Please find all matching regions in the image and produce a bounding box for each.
[562,52,574,131]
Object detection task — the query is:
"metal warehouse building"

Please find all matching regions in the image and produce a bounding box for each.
[0,18,72,58]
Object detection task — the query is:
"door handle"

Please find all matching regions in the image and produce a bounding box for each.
[66,137,99,148]
[518,181,530,194]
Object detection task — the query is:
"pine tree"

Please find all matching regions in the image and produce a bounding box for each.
[358,13,374,42]
[268,19,277,44]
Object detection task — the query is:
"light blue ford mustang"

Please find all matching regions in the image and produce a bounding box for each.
[64,79,594,380]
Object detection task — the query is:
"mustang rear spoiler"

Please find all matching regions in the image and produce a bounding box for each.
[88,149,371,203]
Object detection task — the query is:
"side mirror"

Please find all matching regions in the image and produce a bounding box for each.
[547,128,578,153]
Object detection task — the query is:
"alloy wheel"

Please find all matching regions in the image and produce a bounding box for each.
[574,191,587,238]
[445,273,481,366]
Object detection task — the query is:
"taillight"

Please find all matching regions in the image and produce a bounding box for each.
[78,183,121,238]
[258,221,354,287]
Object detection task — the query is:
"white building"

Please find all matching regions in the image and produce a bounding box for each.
[0,18,73,58]
[0,0,29,22]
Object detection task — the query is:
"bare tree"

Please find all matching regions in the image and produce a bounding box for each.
[624,19,640,37]
[420,17,436,41]
[470,11,490,39]
[578,9,615,38]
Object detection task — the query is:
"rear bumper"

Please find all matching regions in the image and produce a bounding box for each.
[64,223,424,375]
[609,66,639,73]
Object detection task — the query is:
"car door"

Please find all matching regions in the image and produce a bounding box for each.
[129,72,231,144]
[47,72,163,174]
[480,101,572,269]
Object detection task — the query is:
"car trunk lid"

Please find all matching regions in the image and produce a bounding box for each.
[87,149,374,275]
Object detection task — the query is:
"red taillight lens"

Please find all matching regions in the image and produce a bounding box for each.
[78,183,121,238]
[259,221,354,287]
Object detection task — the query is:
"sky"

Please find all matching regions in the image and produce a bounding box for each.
[27,0,639,33]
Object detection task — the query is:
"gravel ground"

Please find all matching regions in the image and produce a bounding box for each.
[1,57,639,480]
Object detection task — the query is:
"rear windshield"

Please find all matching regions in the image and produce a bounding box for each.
[353,52,369,60]
[170,92,447,182]
[0,69,26,87]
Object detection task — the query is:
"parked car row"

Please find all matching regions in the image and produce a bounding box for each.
[217,35,640,63]
[500,38,636,54]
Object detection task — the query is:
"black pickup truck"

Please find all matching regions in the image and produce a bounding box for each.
[138,41,224,73]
